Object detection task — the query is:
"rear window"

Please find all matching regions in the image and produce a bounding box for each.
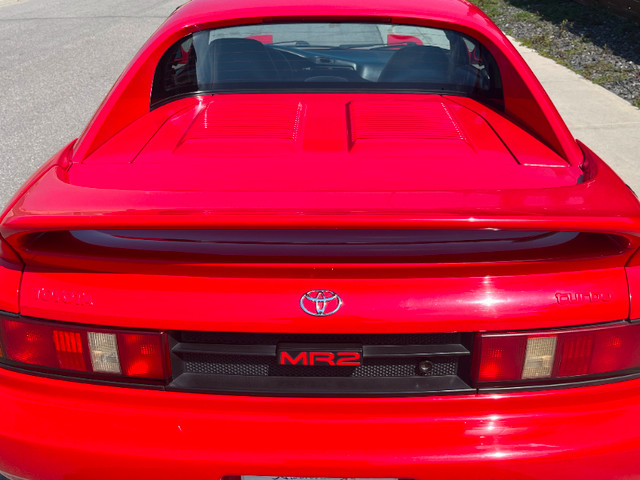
[151,23,503,108]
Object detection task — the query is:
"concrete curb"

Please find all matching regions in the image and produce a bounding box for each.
[511,38,640,192]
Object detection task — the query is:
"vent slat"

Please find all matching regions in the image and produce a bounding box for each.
[364,344,470,358]
[173,342,276,356]
[187,101,304,140]
[172,342,469,358]
[349,100,466,142]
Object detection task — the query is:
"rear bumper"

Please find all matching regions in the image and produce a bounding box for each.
[1,367,639,480]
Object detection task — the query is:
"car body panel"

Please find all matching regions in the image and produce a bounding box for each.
[17,267,630,332]
[1,368,640,480]
[78,94,580,193]
[2,148,639,237]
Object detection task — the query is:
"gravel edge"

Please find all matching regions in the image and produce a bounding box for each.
[469,0,640,108]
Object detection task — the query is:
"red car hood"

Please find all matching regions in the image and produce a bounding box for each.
[75,93,579,192]
[2,93,639,236]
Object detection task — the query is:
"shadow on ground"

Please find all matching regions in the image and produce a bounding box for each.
[506,0,640,65]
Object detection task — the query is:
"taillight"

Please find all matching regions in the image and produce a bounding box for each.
[0,315,170,384]
[0,236,23,314]
[0,236,22,266]
[118,332,167,379]
[474,321,640,386]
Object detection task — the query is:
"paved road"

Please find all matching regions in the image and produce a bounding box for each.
[0,0,183,208]
[0,0,639,210]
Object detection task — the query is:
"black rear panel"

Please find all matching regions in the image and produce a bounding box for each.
[19,229,629,265]
[168,331,474,397]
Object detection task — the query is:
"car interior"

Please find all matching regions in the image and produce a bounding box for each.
[151,24,503,108]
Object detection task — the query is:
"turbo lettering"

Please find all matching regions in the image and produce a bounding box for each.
[556,292,612,305]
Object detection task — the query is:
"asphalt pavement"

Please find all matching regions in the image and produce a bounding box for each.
[0,0,639,210]
[0,0,184,207]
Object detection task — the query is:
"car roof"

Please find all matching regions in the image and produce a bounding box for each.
[167,0,494,36]
[173,0,483,22]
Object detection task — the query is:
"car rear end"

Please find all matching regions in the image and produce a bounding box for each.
[1,141,640,480]
[2,2,640,478]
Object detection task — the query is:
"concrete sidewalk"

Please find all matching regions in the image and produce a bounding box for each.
[514,40,640,193]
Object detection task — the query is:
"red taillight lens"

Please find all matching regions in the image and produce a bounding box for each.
[1,319,85,370]
[2,319,48,365]
[474,322,640,385]
[558,326,640,375]
[556,332,594,377]
[118,332,168,379]
[0,316,169,383]
[52,330,87,371]
[476,335,527,382]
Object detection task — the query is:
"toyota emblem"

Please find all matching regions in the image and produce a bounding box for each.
[300,290,342,317]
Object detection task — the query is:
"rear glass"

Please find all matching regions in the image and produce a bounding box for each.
[151,23,503,108]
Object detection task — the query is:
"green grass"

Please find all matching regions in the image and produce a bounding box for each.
[467,0,640,109]
[512,9,539,22]
[470,0,505,18]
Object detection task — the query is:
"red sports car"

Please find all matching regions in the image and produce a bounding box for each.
[1,0,639,478]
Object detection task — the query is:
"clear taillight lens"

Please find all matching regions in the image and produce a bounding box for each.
[474,321,640,385]
[0,316,170,383]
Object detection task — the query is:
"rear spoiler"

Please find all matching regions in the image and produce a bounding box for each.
[0,172,640,239]
[2,145,640,239]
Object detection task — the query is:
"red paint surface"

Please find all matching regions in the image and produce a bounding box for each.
[15,268,631,332]
[387,33,423,45]
[1,0,640,478]
[245,34,274,44]
[1,369,640,479]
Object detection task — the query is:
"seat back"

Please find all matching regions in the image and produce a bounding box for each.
[378,45,450,83]
[209,38,280,83]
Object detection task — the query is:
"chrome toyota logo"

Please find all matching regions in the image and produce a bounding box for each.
[300,290,342,317]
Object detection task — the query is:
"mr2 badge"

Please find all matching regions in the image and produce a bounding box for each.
[277,344,363,366]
